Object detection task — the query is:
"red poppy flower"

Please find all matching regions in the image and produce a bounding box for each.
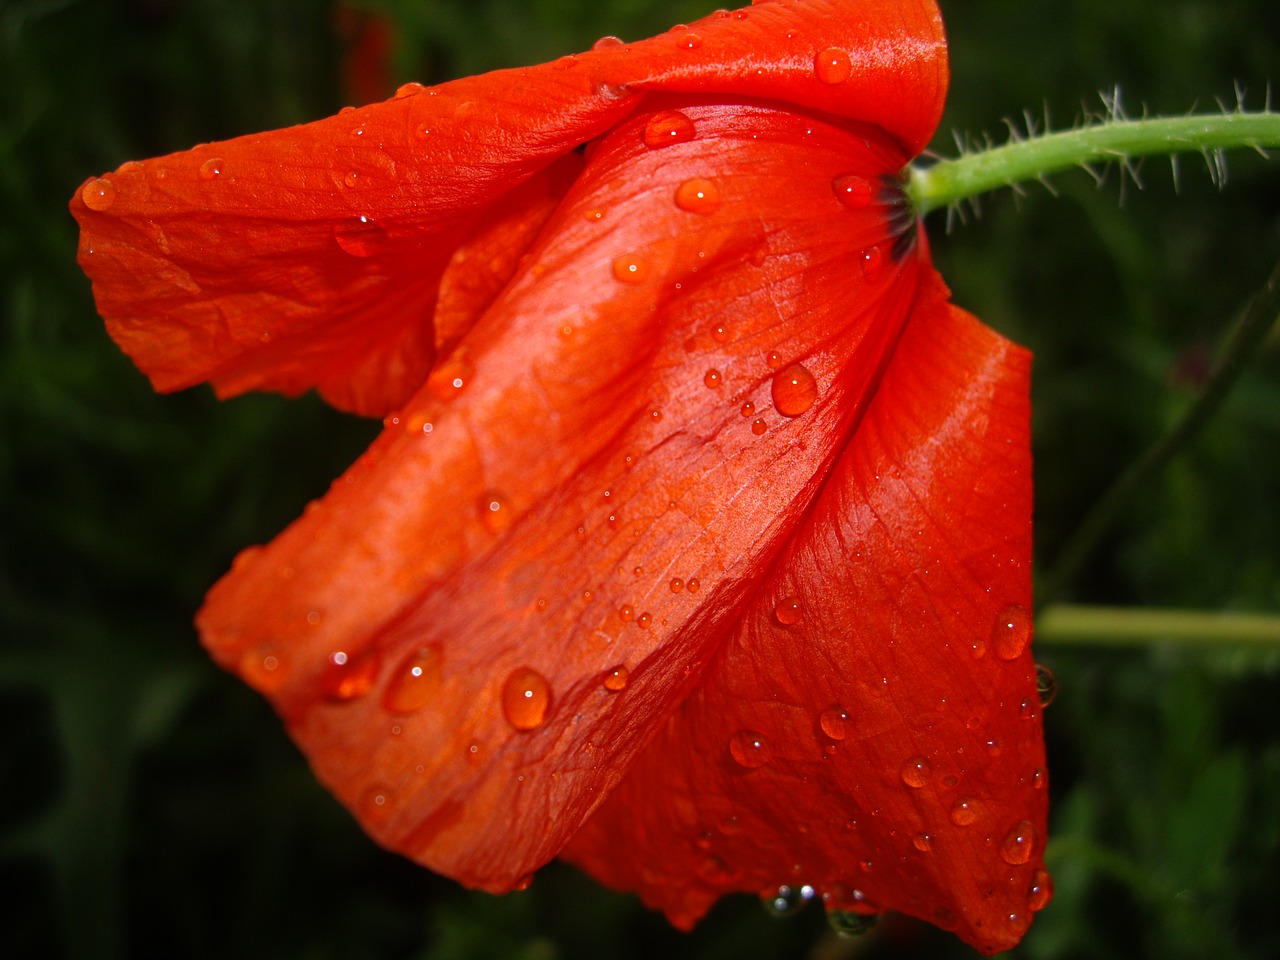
[71,0,1048,952]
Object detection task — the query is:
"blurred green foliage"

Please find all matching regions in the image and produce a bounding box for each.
[1,1,1278,958]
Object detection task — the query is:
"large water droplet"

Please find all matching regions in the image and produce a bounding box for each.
[828,911,878,938]
[199,158,224,181]
[900,756,932,788]
[729,730,772,768]
[814,47,852,84]
[643,110,695,149]
[501,667,551,731]
[612,253,648,284]
[774,596,802,625]
[763,884,813,917]
[819,705,852,740]
[949,796,982,826]
[1000,820,1035,865]
[322,649,379,701]
[592,35,624,49]
[1035,661,1057,706]
[383,645,444,714]
[832,174,873,208]
[334,215,387,257]
[1027,868,1054,912]
[676,32,703,49]
[603,665,629,692]
[771,363,818,417]
[992,604,1033,660]
[674,177,723,214]
[81,178,116,211]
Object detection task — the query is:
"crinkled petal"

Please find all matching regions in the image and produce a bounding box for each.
[69,0,945,416]
[196,99,936,891]
[562,280,1043,955]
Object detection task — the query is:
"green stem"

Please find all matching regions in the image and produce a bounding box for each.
[1036,604,1280,647]
[907,111,1280,215]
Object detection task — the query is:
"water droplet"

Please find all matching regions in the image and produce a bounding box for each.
[969,634,987,659]
[677,32,703,49]
[618,605,635,623]
[765,350,784,369]
[774,596,802,625]
[643,110,696,149]
[595,82,631,100]
[334,215,387,257]
[819,706,852,740]
[416,123,432,138]
[383,645,444,714]
[771,363,818,417]
[1031,766,1046,790]
[1000,820,1035,865]
[81,178,116,211]
[739,401,755,417]
[603,665,629,691]
[427,353,474,400]
[686,577,700,592]
[1035,661,1057,706]
[860,245,884,276]
[703,368,722,388]
[322,649,378,700]
[344,169,360,187]
[992,604,1033,660]
[669,578,684,592]
[360,785,391,820]
[501,667,551,731]
[912,833,933,852]
[612,254,648,284]
[900,756,932,788]
[751,417,768,435]
[636,612,652,629]
[1027,869,1054,912]
[478,490,511,534]
[827,911,878,938]
[199,157,224,180]
[674,177,723,214]
[763,884,812,917]
[814,47,852,84]
[832,174,873,208]
[239,649,287,693]
[395,81,425,98]
[949,796,982,826]
[729,730,772,768]
[592,35,624,49]
[584,207,605,222]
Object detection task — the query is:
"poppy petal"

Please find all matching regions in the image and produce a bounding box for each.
[195,96,948,893]
[70,0,945,417]
[562,280,1041,955]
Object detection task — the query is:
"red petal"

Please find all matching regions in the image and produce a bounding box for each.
[195,100,944,892]
[562,279,1042,955]
[70,0,945,417]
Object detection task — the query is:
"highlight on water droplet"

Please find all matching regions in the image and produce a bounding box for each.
[81,177,116,211]
[1027,869,1054,912]
[478,490,511,534]
[669,577,684,592]
[814,46,852,84]
[1035,661,1057,706]
[603,665,629,692]
[674,177,723,215]
[642,109,696,149]
[949,796,982,826]
[900,755,932,788]
[612,253,648,284]
[199,157,224,180]
[832,174,873,208]
[763,883,813,917]
[333,214,387,257]
[1000,820,1035,865]
[771,363,818,417]
[383,645,444,714]
[501,667,551,731]
[819,705,852,740]
[774,596,802,625]
[992,604,1033,660]
[729,730,772,768]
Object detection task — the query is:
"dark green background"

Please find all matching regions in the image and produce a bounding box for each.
[2,1,1278,957]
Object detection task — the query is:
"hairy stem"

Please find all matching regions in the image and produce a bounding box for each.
[906,111,1280,215]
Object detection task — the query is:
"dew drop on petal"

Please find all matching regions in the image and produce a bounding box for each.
[635,612,652,629]
[395,81,425,98]
[814,47,852,84]
[766,350,785,369]
[771,363,818,417]
[612,254,648,284]
[501,667,551,731]
[949,797,982,826]
[478,490,511,534]
[360,785,392,820]
[832,174,873,208]
[763,884,812,917]
[334,215,387,257]
[603,665,629,692]
[1035,661,1058,706]
[686,577,700,593]
[199,158,224,180]
[828,911,879,938]
[729,730,772,768]
[740,400,755,417]
[383,646,444,714]
[618,605,634,623]
[992,604,1033,660]
[751,418,768,435]
[592,35,624,49]
[81,178,116,210]
[900,756,932,788]
[912,833,933,852]
[344,169,360,187]
[322,649,379,701]
[584,207,605,222]
[1027,869,1054,912]
[774,596,802,625]
[674,177,723,214]
[860,245,884,277]
[1000,820,1035,865]
[819,706,852,740]
[427,353,474,400]
[677,32,703,49]
[703,368,722,388]
[669,577,684,592]
[643,110,696,149]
